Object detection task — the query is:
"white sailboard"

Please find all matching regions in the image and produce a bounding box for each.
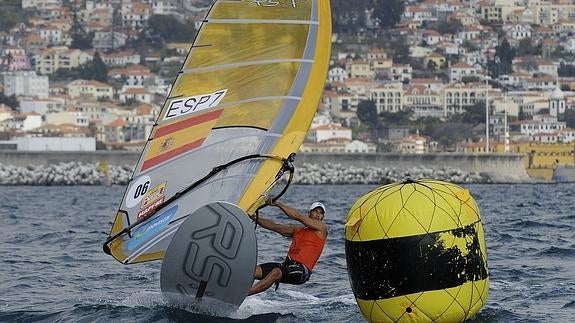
[160,202,256,307]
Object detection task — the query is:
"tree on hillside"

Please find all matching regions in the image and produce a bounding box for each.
[0,93,18,110]
[435,20,463,35]
[431,121,473,150]
[332,0,371,15]
[489,38,515,76]
[390,36,411,64]
[559,63,575,77]
[427,60,438,71]
[53,52,108,82]
[71,10,93,49]
[144,14,197,46]
[563,109,575,129]
[413,116,443,138]
[357,100,379,128]
[331,0,370,33]
[0,52,13,72]
[462,40,479,52]
[0,0,32,31]
[517,58,538,73]
[380,109,412,126]
[459,102,486,126]
[497,38,514,64]
[372,0,405,29]
[551,45,572,60]
[74,52,108,82]
[516,38,540,56]
[85,52,108,82]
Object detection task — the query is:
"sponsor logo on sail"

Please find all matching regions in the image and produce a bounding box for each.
[137,182,167,220]
[128,205,178,250]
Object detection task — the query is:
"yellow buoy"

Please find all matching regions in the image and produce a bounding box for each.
[345,180,489,322]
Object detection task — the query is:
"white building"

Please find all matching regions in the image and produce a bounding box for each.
[5,113,42,131]
[307,123,352,143]
[310,109,332,129]
[389,64,413,83]
[11,137,96,151]
[35,46,92,75]
[503,24,532,40]
[567,38,575,53]
[67,79,114,100]
[151,0,179,15]
[119,87,153,104]
[21,0,60,10]
[45,111,89,127]
[520,115,565,136]
[20,97,66,114]
[38,26,63,46]
[327,67,348,82]
[92,31,128,52]
[122,2,151,31]
[449,62,481,82]
[370,82,403,113]
[2,71,49,98]
[549,87,566,117]
[100,51,141,66]
[345,140,376,153]
[0,104,12,122]
[537,59,558,77]
[321,90,356,121]
[393,135,428,154]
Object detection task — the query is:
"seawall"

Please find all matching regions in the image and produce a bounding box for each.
[0,151,532,183]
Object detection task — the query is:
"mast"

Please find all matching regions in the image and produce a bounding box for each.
[504,92,509,153]
[485,76,489,153]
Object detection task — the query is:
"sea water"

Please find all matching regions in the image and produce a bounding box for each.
[1,184,574,322]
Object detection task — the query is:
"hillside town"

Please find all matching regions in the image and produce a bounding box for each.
[1,0,575,167]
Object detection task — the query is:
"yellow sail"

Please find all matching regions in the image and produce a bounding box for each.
[98,160,112,186]
[104,0,331,264]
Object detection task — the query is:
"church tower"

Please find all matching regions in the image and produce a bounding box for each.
[549,86,565,117]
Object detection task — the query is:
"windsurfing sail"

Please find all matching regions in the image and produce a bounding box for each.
[104,0,332,264]
[98,160,112,186]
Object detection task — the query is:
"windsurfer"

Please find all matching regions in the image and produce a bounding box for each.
[248,200,328,296]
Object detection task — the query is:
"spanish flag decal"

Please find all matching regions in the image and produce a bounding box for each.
[141,109,223,171]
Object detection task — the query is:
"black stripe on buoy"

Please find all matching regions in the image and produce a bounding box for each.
[345,222,488,299]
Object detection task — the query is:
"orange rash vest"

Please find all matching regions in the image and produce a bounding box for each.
[287,227,326,270]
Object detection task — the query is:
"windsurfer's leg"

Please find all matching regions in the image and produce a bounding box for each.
[255,262,279,280]
[248,268,282,296]
[253,265,263,279]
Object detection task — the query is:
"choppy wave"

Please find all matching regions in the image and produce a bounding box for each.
[1,184,575,322]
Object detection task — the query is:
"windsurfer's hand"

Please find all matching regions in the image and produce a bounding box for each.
[265,196,275,206]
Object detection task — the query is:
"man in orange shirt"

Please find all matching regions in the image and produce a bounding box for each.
[248,200,328,296]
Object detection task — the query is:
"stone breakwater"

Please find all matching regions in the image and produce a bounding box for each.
[0,161,490,185]
[294,162,490,184]
[0,162,133,185]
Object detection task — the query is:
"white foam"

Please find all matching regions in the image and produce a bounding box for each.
[231,290,357,319]
[120,290,168,307]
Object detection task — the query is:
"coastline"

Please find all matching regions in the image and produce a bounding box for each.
[0,151,534,184]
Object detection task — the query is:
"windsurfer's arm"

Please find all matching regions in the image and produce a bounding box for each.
[250,214,295,237]
[273,200,327,234]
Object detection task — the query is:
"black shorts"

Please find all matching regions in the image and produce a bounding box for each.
[260,258,311,285]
